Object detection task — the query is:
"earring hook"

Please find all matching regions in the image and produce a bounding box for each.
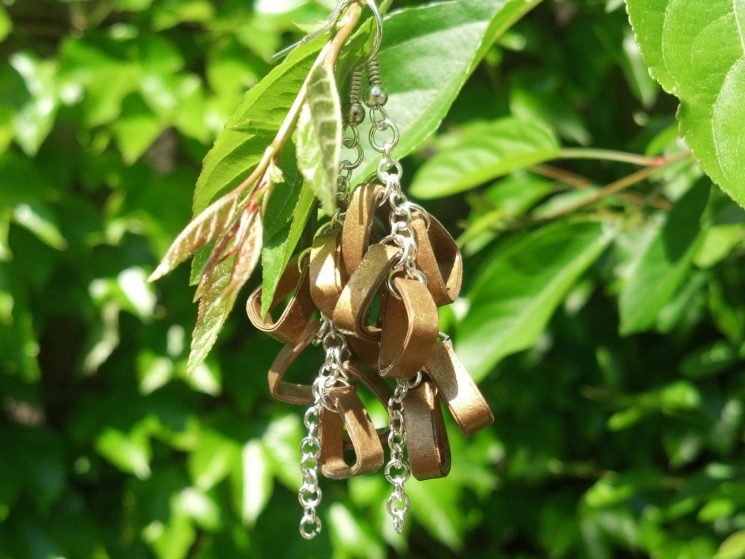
[272,0,383,64]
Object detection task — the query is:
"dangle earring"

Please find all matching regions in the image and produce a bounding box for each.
[247,0,494,539]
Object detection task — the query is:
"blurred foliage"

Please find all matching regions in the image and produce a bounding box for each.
[0,0,744,558]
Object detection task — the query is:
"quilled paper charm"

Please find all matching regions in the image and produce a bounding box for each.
[245,0,495,539]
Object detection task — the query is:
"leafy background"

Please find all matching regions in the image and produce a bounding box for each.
[1,0,745,558]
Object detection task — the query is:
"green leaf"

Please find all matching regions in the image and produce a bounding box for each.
[0,210,10,261]
[715,531,745,559]
[627,0,745,207]
[0,104,14,155]
[0,277,41,382]
[509,72,591,145]
[294,59,342,217]
[260,183,315,318]
[117,0,153,11]
[152,0,215,31]
[352,0,543,184]
[58,35,140,126]
[113,95,164,164]
[95,425,152,479]
[9,53,58,156]
[11,203,66,250]
[457,220,615,381]
[262,144,302,239]
[173,488,221,531]
[328,502,387,559]
[698,498,736,523]
[694,224,744,268]
[410,118,560,199]
[236,440,274,527]
[0,6,11,43]
[262,414,303,490]
[680,341,740,379]
[620,28,659,109]
[192,39,322,215]
[182,360,222,395]
[409,478,465,550]
[618,180,709,335]
[188,430,239,491]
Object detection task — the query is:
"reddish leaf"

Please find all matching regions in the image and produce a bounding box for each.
[186,212,263,375]
[149,188,251,282]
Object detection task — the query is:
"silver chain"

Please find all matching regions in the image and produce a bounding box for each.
[298,317,351,538]
[363,55,428,534]
[384,371,422,532]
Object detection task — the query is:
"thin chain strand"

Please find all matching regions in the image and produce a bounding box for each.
[364,55,428,534]
[298,317,351,538]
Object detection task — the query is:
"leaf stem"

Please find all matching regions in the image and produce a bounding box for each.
[225,4,362,202]
[538,151,692,220]
[531,164,673,210]
[556,148,673,166]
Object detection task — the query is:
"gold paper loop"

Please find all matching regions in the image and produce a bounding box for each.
[410,211,463,306]
[266,321,320,405]
[333,243,400,341]
[309,230,347,318]
[342,183,386,275]
[378,277,439,379]
[424,339,494,436]
[320,385,385,479]
[246,256,315,345]
[402,379,451,480]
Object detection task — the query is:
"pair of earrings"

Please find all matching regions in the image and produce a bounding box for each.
[248,20,494,537]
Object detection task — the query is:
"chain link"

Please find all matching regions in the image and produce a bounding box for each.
[363,55,431,533]
[384,371,420,533]
[298,316,351,538]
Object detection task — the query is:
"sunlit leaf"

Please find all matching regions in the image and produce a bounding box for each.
[260,183,314,318]
[627,0,745,207]
[0,6,11,43]
[9,53,58,156]
[192,38,324,215]
[409,478,465,550]
[328,502,386,559]
[457,220,615,380]
[95,425,151,479]
[113,94,164,164]
[262,414,303,490]
[352,0,544,183]
[715,530,745,559]
[11,203,66,250]
[294,59,342,217]
[237,440,274,527]
[174,487,221,531]
[410,117,560,199]
[188,430,239,491]
[619,180,709,335]
[57,36,140,126]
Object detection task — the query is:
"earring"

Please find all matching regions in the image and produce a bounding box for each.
[247,0,494,539]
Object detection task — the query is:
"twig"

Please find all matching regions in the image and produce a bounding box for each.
[224,4,362,203]
[532,164,673,210]
[537,151,692,221]
[532,164,593,188]
[557,148,671,167]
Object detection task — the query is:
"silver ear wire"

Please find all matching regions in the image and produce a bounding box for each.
[359,0,383,64]
[272,0,384,63]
